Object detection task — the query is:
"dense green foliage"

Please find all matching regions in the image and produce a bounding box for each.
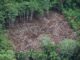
[0,0,80,27]
[0,50,16,60]
[0,0,80,25]
[58,39,78,60]
[0,34,12,50]
[0,33,16,60]
[63,9,80,39]
[0,0,80,60]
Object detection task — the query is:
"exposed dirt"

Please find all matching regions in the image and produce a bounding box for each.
[8,11,77,51]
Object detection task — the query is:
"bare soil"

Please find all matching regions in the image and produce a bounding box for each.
[8,11,76,51]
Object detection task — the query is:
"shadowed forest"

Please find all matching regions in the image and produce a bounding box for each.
[0,0,80,60]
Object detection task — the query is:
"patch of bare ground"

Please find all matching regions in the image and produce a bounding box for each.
[8,11,77,51]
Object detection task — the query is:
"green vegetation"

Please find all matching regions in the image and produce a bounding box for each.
[0,0,80,60]
[0,0,80,27]
[0,50,16,60]
[63,9,80,39]
[15,38,79,60]
[0,29,16,60]
[58,39,78,60]
[0,34,12,50]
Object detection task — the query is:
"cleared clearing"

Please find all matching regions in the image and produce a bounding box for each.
[8,11,76,51]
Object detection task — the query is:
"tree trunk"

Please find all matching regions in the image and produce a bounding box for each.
[23,11,25,23]
[30,9,34,21]
[27,10,29,21]
[46,9,49,18]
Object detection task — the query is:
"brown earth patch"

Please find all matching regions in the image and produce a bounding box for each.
[8,11,76,51]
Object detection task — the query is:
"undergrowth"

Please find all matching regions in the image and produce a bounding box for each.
[63,8,80,39]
